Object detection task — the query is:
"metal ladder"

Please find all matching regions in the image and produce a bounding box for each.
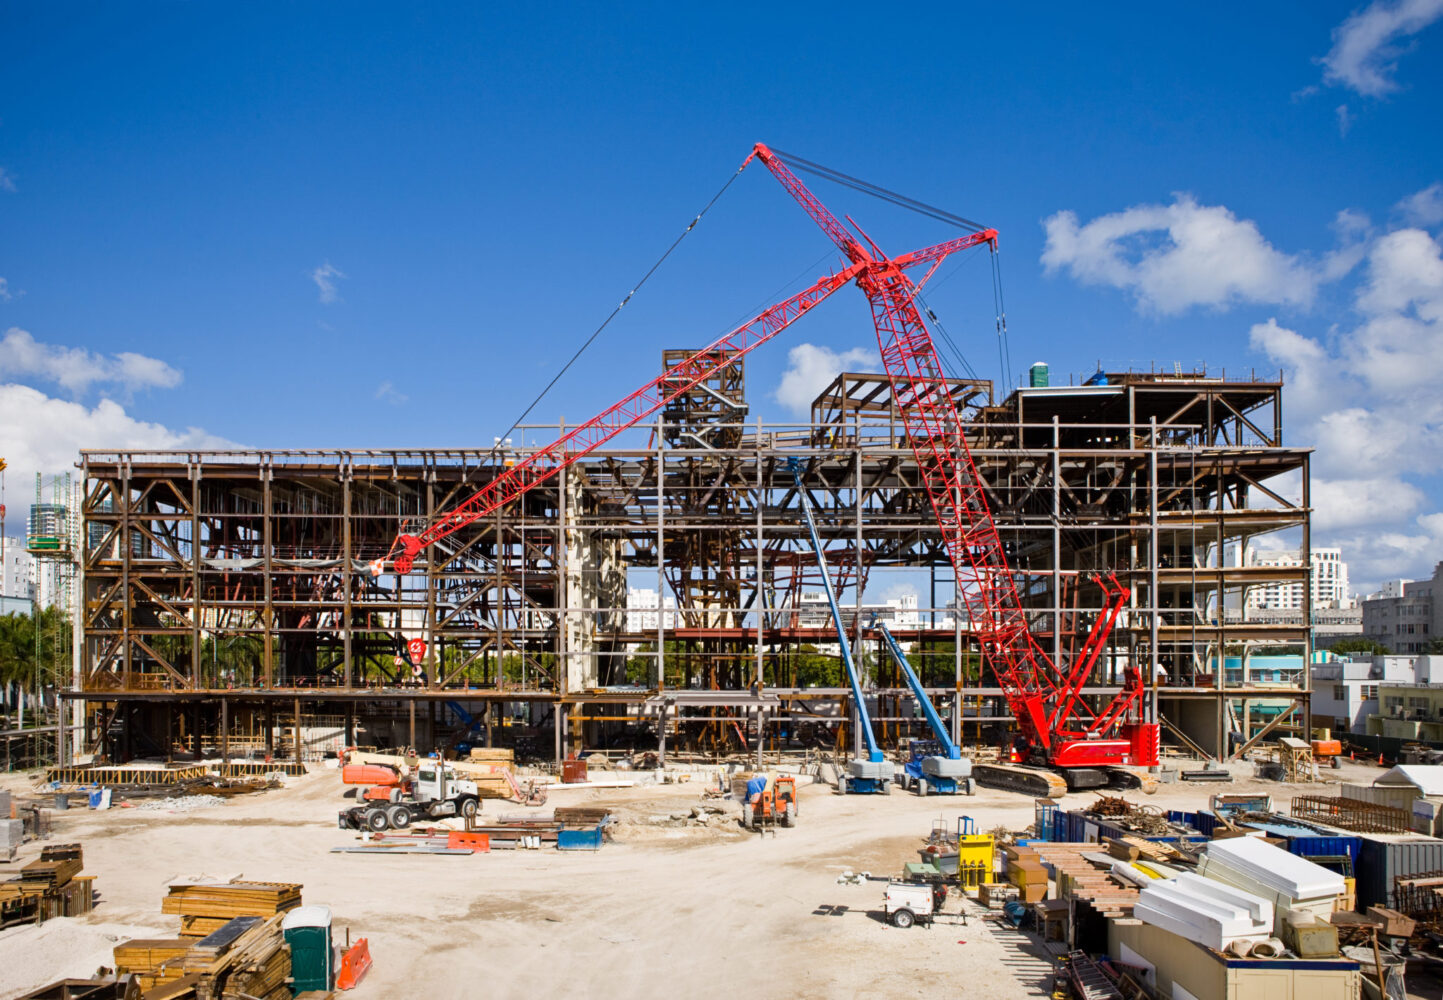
[1065,951,1124,1000]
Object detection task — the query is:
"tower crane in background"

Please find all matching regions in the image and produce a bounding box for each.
[373,143,1158,795]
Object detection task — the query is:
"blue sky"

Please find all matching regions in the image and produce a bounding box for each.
[1,3,1441,594]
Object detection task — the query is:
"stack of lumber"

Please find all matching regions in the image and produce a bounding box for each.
[162,879,301,937]
[114,937,194,992]
[118,882,314,1000]
[1031,842,1142,918]
[0,842,95,929]
[467,747,514,769]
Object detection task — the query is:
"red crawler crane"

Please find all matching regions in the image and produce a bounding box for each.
[373,144,1159,794]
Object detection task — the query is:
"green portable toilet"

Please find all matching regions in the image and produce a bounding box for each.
[282,904,333,993]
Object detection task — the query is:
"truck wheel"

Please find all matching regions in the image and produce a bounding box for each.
[364,808,389,832]
[387,805,412,830]
[460,796,479,819]
[892,908,915,929]
[917,778,928,797]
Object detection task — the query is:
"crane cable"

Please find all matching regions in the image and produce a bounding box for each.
[770,148,1012,389]
[769,148,989,233]
[477,153,753,472]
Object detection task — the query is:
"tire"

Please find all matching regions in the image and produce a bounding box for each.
[364,808,390,832]
[917,778,928,797]
[740,807,752,830]
[891,908,915,929]
[1331,756,1342,770]
[837,776,847,795]
[882,778,891,795]
[786,801,797,827]
[459,796,479,819]
[387,804,412,830]
[965,777,976,796]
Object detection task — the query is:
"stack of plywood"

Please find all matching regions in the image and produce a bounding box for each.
[162,879,301,937]
[1031,842,1142,918]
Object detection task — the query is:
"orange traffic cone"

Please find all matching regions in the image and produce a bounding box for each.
[1378,753,1385,765]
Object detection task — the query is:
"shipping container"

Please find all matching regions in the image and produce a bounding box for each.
[1233,819,1362,870]
[1063,810,1207,846]
[1354,833,1443,910]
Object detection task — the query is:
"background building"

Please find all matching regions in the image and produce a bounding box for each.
[1245,546,1351,611]
[1,535,35,605]
[1362,562,1441,654]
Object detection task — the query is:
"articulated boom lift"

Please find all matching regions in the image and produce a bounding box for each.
[787,458,889,794]
[873,621,973,796]
[374,143,1158,795]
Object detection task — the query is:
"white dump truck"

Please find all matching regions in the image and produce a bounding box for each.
[338,760,483,832]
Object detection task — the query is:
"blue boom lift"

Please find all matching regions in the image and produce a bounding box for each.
[788,459,890,794]
[874,621,974,795]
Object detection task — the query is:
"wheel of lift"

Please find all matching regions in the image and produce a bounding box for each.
[917,778,928,797]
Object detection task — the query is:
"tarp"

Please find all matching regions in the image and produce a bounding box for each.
[1376,764,1443,797]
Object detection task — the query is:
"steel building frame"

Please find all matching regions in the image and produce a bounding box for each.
[63,366,1310,765]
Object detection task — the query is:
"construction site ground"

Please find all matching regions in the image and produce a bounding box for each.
[0,760,1379,1000]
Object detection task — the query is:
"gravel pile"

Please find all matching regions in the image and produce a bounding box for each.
[136,794,225,812]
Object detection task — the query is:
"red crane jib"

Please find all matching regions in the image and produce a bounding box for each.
[378,142,1159,770]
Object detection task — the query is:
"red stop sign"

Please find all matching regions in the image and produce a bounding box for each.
[407,638,427,665]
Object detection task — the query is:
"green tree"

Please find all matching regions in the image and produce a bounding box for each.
[1330,638,1391,656]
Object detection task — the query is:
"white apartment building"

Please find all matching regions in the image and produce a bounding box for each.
[626,587,677,632]
[0,535,35,604]
[795,591,921,629]
[1245,547,1351,611]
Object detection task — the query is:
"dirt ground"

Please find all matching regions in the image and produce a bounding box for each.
[0,760,1378,1000]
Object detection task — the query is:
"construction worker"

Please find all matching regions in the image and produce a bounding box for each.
[743,773,768,825]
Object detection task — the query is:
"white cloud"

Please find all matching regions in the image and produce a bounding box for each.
[1040,195,1326,314]
[374,380,407,405]
[0,168,13,193]
[0,278,10,302]
[1251,224,1443,586]
[773,343,877,415]
[311,262,346,304]
[1320,0,1443,97]
[1397,182,1443,227]
[1336,103,1354,135]
[0,327,182,394]
[0,383,237,504]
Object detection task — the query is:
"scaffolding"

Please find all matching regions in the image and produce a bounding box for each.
[65,365,1310,766]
